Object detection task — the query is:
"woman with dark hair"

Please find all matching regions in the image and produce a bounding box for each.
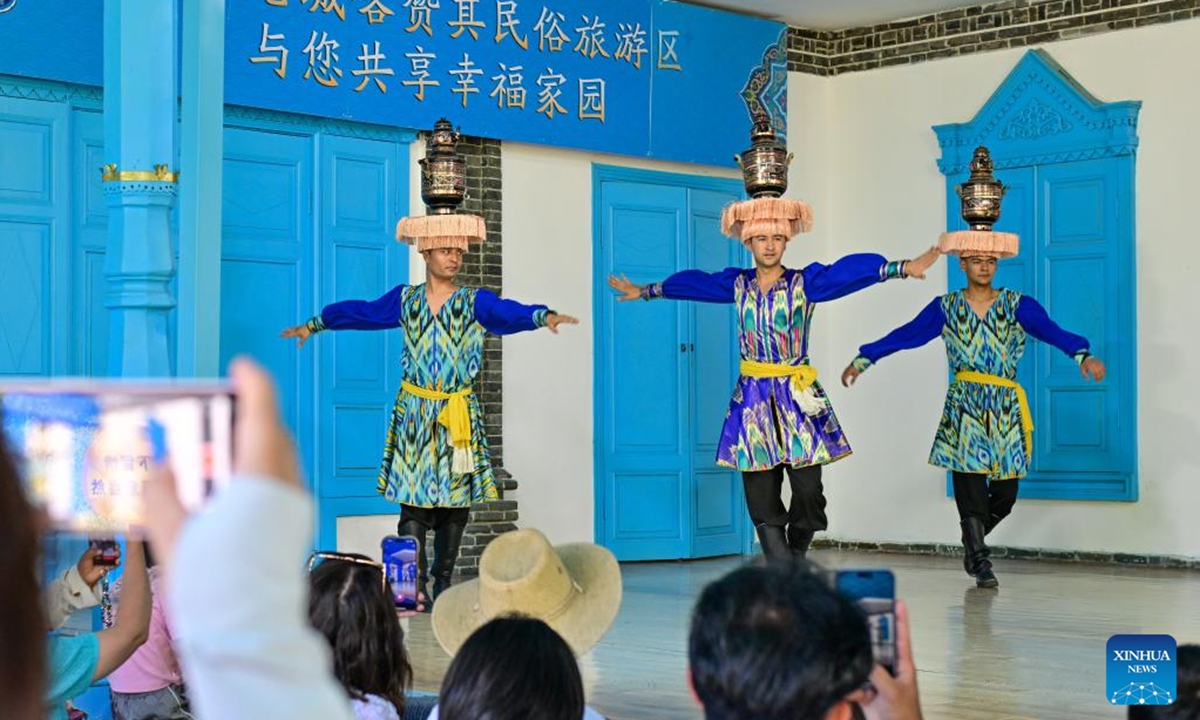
[437,616,586,720]
[0,434,48,720]
[308,552,414,720]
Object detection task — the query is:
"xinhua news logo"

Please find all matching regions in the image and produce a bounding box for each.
[1108,634,1177,707]
[0,0,18,15]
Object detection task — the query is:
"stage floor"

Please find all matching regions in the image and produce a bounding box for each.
[404,550,1200,720]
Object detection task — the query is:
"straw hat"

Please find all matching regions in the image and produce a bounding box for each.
[431,528,622,657]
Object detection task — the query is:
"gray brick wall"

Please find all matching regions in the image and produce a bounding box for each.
[445,134,516,577]
[789,0,1200,76]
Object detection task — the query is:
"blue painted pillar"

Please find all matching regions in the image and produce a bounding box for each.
[101,0,178,378]
[178,0,226,378]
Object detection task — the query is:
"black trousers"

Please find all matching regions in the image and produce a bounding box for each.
[397,504,470,588]
[742,464,829,532]
[952,472,1019,531]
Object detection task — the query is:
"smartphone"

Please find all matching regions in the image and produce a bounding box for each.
[382,535,420,610]
[835,569,896,676]
[0,380,235,536]
[88,539,121,567]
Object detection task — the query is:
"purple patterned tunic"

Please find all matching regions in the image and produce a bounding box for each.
[645,255,906,472]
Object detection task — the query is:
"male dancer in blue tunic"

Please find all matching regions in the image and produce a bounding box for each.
[609,116,939,561]
[842,147,1106,587]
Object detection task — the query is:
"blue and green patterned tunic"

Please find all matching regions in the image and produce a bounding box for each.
[853,289,1091,480]
[646,254,906,472]
[318,284,549,508]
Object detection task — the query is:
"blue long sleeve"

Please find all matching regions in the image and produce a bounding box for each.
[474,288,549,336]
[802,253,892,303]
[1015,296,1090,358]
[655,267,743,304]
[855,297,945,369]
[320,285,405,331]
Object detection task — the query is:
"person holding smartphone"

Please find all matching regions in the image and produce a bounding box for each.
[45,543,121,629]
[688,561,924,720]
[282,121,577,607]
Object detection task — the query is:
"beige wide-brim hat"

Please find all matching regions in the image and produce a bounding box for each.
[432,528,622,657]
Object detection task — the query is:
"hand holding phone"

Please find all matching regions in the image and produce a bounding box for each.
[87,539,121,568]
[835,569,897,676]
[382,535,420,611]
[860,601,923,720]
[0,381,234,536]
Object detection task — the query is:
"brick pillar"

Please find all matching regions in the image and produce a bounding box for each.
[448,134,516,577]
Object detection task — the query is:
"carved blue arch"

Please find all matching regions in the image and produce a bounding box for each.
[932,49,1140,502]
[934,48,1140,173]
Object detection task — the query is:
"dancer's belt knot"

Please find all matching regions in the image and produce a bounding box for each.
[739,360,825,416]
[954,371,1033,457]
[401,381,475,474]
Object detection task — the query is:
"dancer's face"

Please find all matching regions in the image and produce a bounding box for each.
[424,248,464,280]
[746,234,787,270]
[961,255,998,286]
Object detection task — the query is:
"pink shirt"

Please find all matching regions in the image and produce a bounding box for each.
[108,568,184,693]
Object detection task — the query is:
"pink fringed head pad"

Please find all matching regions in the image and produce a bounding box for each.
[721,197,813,242]
[937,230,1019,259]
[396,214,487,253]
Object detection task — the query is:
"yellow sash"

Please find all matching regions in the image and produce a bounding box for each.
[954,371,1033,457]
[401,381,473,458]
[740,359,818,388]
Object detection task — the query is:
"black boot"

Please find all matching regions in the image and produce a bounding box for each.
[755,523,791,563]
[961,517,998,588]
[397,519,430,610]
[787,526,815,558]
[431,521,468,602]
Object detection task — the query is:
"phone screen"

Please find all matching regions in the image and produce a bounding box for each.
[835,569,897,675]
[382,535,420,610]
[0,381,234,535]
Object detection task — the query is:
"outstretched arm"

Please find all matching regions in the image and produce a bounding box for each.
[608,267,742,304]
[475,289,579,336]
[842,297,945,387]
[281,284,406,347]
[1015,296,1106,381]
[805,247,940,303]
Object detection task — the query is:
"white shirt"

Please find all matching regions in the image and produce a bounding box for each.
[167,476,354,720]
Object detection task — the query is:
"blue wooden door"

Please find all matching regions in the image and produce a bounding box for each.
[597,179,691,560]
[218,126,316,480]
[688,188,747,558]
[1031,159,1130,494]
[314,134,407,546]
[595,169,745,561]
[0,94,71,378]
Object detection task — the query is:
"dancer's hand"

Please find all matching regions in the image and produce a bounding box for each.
[861,601,924,720]
[546,313,580,334]
[841,365,860,388]
[1080,357,1106,382]
[607,274,644,301]
[904,247,941,280]
[281,324,313,348]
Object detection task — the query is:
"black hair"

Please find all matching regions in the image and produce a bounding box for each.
[1128,645,1200,720]
[689,560,873,720]
[439,615,585,720]
[308,553,412,715]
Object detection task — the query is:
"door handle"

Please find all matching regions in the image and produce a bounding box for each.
[680,343,687,353]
